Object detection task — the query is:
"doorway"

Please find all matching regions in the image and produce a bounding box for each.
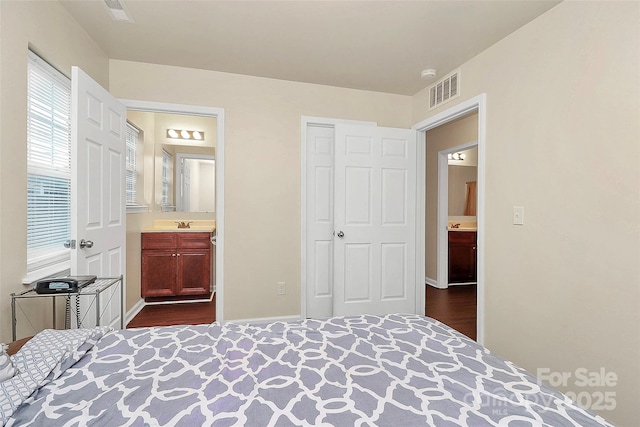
[119,100,225,322]
[413,94,486,344]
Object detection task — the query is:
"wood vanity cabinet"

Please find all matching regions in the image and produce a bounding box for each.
[448,231,477,283]
[141,232,213,299]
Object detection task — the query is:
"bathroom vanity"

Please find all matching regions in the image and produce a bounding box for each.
[141,221,215,300]
[448,230,477,284]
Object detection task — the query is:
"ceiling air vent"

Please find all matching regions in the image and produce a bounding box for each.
[103,0,135,23]
[429,69,460,110]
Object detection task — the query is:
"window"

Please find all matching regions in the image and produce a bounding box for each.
[161,149,173,209]
[125,122,139,205]
[26,51,71,272]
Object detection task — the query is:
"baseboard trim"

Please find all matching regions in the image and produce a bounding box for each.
[125,299,145,327]
[144,292,215,305]
[425,276,447,289]
[224,315,301,326]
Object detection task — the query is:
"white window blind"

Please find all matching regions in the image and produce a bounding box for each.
[125,122,139,205]
[26,51,71,270]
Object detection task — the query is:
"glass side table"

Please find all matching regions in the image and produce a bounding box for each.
[11,276,124,341]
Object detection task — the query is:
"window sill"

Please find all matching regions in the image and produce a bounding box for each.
[126,205,149,214]
[22,261,71,285]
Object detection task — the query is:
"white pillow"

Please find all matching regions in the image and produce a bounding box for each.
[0,344,17,382]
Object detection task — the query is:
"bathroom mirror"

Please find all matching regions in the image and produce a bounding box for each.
[448,147,478,216]
[127,110,217,213]
[162,147,215,212]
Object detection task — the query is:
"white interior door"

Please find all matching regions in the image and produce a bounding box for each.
[333,125,417,316]
[305,125,335,318]
[305,122,417,317]
[71,67,126,328]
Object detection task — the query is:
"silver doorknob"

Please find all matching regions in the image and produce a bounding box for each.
[79,239,94,249]
[337,231,345,238]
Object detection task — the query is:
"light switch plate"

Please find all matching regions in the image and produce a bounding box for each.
[513,206,524,225]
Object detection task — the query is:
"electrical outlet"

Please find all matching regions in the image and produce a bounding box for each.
[277,282,286,295]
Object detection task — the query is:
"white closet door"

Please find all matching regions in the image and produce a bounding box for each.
[305,125,335,318]
[71,67,126,328]
[333,125,417,316]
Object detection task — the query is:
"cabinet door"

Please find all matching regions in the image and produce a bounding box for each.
[176,249,211,296]
[448,232,477,283]
[141,250,177,297]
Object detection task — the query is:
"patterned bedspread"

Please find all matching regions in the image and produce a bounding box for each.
[6,314,611,426]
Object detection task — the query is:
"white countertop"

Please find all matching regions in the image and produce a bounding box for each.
[447,221,477,232]
[143,220,216,233]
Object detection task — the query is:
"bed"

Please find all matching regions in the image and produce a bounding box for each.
[1,314,611,426]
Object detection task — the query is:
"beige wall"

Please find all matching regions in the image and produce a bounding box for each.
[111,60,412,320]
[425,114,478,280]
[0,1,109,341]
[415,2,640,425]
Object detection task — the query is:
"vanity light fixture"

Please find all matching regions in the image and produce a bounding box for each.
[166,129,205,141]
[448,152,466,161]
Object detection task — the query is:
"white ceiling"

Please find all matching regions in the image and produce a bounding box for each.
[60,0,560,95]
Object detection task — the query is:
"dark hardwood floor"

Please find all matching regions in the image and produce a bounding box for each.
[425,284,477,341]
[126,287,477,342]
[127,295,216,328]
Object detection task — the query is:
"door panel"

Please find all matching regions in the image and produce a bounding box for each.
[343,243,371,302]
[345,167,372,224]
[381,243,406,299]
[71,67,125,328]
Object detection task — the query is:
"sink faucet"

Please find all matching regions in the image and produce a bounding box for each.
[175,221,193,229]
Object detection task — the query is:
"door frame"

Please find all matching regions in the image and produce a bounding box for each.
[413,93,486,344]
[119,99,225,322]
